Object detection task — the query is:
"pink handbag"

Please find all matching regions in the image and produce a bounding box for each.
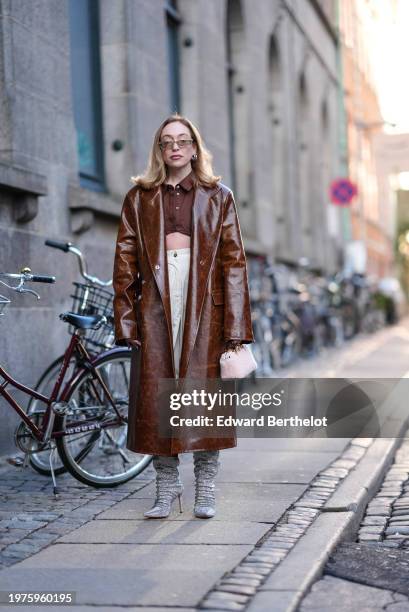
[220,344,258,379]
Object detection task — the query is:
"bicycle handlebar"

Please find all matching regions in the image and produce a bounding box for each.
[31,275,56,283]
[0,270,56,300]
[44,239,72,253]
[0,271,55,284]
[44,239,112,287]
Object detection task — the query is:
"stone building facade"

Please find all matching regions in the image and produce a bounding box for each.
[0,0,343,454]
[339,0,395,278]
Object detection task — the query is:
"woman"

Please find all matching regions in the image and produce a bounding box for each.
[112,113,254,519]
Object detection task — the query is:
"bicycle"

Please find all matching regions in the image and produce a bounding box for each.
[26,240,131,477]
[0,268,151,495]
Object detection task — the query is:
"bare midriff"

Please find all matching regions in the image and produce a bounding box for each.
[165,231,191,250]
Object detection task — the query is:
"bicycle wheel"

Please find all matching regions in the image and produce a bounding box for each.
[56,349,152,487]
[27,355,77,476]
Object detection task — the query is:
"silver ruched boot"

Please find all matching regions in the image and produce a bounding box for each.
[193,450,220,518]
[144,455,183,518]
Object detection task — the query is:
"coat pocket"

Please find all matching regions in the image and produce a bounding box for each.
[211,290,224,305]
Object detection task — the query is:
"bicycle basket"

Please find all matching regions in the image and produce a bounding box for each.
[69,282,115,350]
[0,294,10,318]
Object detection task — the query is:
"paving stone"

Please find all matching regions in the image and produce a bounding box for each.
[358,533,382,541]
[293,501,324,509]
[368,499,394,506]
[394,509,409,517]
[362,517,388,526]
[311,480,338,488]
[377,492,401,498]
[366,508,391,516]
[386,526,409,535]
[221,577,260,588]
[246,556,281,565]
[320,468,349,478]
[359,527,383,535]
[331,459,357,469]
[239,564,272,575]
[221,577,261,588]
[287,511,318,519]
[230,571,266,581]
[217,583,257,596]
[203,590,248,604]
[201,597,244,610]
[261,541,293,550]
[264,537,298,545]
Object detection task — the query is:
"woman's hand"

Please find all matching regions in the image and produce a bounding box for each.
[225,340,243,353]
[126,339,141,349]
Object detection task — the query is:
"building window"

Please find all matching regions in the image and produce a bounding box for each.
[69,0,105,191]
[165,0,182,113]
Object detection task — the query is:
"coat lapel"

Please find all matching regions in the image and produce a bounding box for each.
[139,182,223,378]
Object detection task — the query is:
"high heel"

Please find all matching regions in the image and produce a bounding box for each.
[193,450,220,519]
[143,485,184,518]
[144,455,184,519]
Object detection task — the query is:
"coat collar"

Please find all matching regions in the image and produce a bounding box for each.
[138,182,223,378]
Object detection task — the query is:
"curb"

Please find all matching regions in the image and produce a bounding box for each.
[245,433,408,612]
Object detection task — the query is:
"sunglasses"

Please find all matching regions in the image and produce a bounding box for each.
[159,139,195,151]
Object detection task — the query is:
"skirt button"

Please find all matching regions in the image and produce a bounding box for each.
[173,251,177,257]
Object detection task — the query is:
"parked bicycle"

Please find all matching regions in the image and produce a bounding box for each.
[0,268,150,495]
[26,240,142,478]
[248,257,390,373]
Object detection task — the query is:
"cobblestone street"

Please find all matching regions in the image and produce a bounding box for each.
[0,466,153,570]
[1,320,409,610]
[298,434,409,612]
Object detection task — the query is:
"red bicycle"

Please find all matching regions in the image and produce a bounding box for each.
[0,268,151,495]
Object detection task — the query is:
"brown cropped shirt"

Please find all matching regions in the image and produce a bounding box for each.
[161,170,195,236]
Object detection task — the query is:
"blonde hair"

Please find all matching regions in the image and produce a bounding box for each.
[131,113,222,189]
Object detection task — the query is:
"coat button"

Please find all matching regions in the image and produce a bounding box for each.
[199,259,205,265]
[155,264,160,270]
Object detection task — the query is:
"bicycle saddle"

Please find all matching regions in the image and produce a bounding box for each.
[59,311,104,329]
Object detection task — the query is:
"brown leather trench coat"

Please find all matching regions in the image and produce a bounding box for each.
[112,180,254,455]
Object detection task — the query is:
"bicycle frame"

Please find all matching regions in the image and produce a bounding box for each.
[0,333,126,444]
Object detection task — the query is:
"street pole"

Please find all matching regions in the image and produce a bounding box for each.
[335,0,352,247]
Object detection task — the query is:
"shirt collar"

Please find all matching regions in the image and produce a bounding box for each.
[162,170,195,192]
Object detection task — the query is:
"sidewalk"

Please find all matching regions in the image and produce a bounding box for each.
[1,319,409,610]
